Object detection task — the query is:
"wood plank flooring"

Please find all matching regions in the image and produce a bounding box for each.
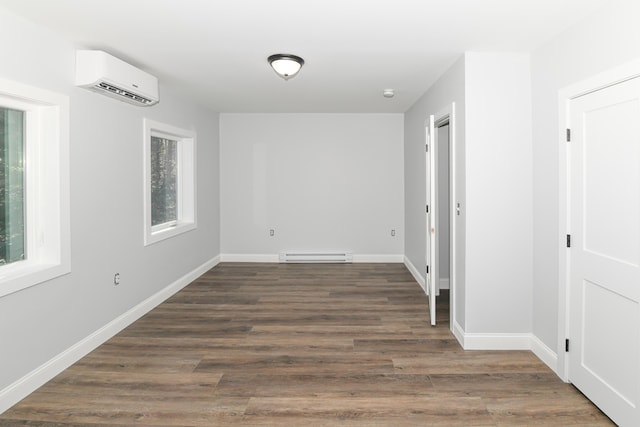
[0,263,614,426]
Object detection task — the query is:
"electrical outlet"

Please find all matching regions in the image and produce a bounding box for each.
[391,229,396,237]
[114,273,120,285]
[269,229,275,237]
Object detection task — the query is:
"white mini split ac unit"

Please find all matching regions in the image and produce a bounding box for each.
[75,50,159,106]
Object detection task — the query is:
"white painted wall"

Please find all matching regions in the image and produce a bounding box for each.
[404,56,466,327]
[405,52,533,337]
[532,0,640,353]
[0,7,220,400]
[220,114,404,259]
[464,52,533,333]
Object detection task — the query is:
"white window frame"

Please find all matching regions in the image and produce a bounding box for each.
[143,119,196,246]
[0,78,70,298]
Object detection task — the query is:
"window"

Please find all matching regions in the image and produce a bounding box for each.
[0,107,25,266]
[150,136,178,228]
[0,78,70,298]
[143,119,196,245]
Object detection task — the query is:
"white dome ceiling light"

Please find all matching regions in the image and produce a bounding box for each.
[383,89,395,98]
[268,54,305,81]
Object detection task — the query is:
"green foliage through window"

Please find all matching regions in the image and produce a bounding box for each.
[0,107,25,265]
[150,136,178,227]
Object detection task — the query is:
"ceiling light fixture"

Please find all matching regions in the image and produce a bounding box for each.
[383,89,395,98]
[268,54,305,80]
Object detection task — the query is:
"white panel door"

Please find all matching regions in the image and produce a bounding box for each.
[569,77,640,427]
[426,116,437,326]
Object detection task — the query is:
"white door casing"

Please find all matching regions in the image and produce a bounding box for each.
[564,74,640,427]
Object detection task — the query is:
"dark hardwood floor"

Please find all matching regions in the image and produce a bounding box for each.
[0,263,614,426]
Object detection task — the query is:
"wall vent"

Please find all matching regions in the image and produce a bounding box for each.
[279,251,353,263]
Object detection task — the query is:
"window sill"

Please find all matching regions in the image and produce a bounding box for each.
[0,261,71,298]
[144,221,196,246]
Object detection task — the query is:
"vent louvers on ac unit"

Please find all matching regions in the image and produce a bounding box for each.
[96,82,155,105]
[75,50,159,106]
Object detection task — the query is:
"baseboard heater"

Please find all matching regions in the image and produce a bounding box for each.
[279,251,353,263]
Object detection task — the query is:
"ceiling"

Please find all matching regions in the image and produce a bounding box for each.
[0,0,609,113]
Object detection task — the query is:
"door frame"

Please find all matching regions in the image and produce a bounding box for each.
[425,102,456,329]
[557,59,640,381]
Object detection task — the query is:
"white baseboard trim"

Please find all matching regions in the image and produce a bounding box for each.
[0,256,220,415]
[352,254,404,263]
[530,334,558,374]
[462,332,533,350]
[403,256,425,291]
[452,321,465,347]
[454,325,558,374]
[220,254,404,263]
[439,278,450,289]
[220,253,279,263]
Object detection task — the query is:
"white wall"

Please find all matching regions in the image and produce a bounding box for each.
[464,52,533,334]
[220,114,404,259]
[531,0,640,352]
[404,56,466,327]
[0,7,220,402]
[405,52,533,338]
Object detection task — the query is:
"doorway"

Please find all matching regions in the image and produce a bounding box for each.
[425,103,456,328]
[436,121,451,325]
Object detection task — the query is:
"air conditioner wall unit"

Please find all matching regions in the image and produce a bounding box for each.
[75,50,159,106]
